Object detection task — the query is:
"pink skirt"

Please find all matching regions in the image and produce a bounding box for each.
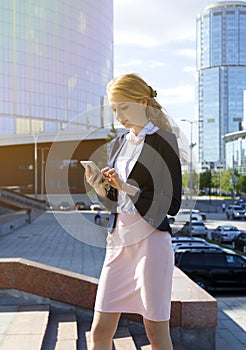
[94,213,174,321]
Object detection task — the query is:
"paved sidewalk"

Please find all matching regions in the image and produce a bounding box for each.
[216,297,246,350]
[0,211,107,278]
[0,211,245,349]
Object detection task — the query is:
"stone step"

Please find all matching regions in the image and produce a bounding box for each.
[54,312,77,350]
[0,304,49,350]
[113,327,137,349]
[41,311,78,350]
[0,305,189,349]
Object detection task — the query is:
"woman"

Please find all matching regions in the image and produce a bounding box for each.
[85,73,182,350]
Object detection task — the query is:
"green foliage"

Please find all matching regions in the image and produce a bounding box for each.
[238,175,246,193]
[199,168,245,195]
[182,172,190,189]
[182,171,199,192]
[106,124,117,142]
[199,170,211,190]
[211,171,220,189]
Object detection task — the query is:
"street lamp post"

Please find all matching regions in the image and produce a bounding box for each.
[38,147,49,200]
[32,133,38,198]
[181,119,197,236]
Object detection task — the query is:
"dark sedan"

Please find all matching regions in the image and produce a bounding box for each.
[232,232,246,253]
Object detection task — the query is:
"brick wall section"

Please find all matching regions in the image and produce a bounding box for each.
[0,258,217,328]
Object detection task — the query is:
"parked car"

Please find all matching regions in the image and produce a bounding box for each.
[173,242,220,253]
[175,249,246,291]
[181,221,208,237]
[75,201,90,210]
[192,209,207,221]
[211,225,241,243]
[234,199,246,209]
[90,202,105,211]
[168,209,203,224]
[232,232,246,253]
[225,205,246,220]
[46,202,56,211]
[171,236,207,244]
[59,201,72,211]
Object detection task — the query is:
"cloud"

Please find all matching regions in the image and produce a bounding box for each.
[116,31,161,47]
[119,60,143,67]
[147,60,167,68]
[174,49,197,59]
[183,66,196,73]
[114,0,216,47]
[158,85,195,105]
[118,59,167,69]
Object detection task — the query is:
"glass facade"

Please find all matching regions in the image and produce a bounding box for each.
[225,131,246,175]
[0,0,113,137]
[197,1,246,165]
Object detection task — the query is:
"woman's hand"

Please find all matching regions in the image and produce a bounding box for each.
[102,167,123,190]
[85,166,107,197]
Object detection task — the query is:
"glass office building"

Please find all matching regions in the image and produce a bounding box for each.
[0,0,113,137]
[224,130,246,175]
[197,1,246,166]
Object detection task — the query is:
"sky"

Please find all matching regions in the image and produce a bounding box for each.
[113,0,225,144]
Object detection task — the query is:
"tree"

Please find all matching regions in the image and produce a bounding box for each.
[182,171,199,193]
[211,171,220,190]
[106,123,117,142]
[221,169,233,192]
[199,170,211,191]
[238,175,246,194]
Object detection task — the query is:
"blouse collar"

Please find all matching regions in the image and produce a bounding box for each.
[127,122,159,143]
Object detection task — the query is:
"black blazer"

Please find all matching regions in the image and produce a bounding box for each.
[99,129,182,234]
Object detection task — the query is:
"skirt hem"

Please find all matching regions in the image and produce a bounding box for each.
[94,307,170,322]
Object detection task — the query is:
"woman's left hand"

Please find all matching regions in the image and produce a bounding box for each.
[102,167,123,190]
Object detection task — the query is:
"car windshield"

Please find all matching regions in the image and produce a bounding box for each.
[223,226,238,231]
[192,222,204,226]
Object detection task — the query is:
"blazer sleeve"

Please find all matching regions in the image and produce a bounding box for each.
[127,131,182,221]
[165,133,182,216]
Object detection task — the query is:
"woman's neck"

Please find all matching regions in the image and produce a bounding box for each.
[131,121,150,136]
[131,126,143,136]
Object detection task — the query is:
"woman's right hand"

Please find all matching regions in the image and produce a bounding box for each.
[85,166,107,197]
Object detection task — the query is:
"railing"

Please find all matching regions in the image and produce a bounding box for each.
[0,188,46,211]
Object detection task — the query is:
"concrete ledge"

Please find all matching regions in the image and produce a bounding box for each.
[0,211,30,235]
[171,268,217,328]
[0,258,98,310]
[0,258,217,349]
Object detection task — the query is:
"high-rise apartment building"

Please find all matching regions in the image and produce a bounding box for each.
[0,0,113,136]
[197,1,246,167]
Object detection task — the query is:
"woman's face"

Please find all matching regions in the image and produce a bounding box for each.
[108,93,148,132]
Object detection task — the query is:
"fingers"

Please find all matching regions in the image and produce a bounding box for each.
[101,167,110,174]
[103,168,116,178]
[85,165,105,187]
[87,167,122,190]
[104,168,123,189]
[87,173,105,187]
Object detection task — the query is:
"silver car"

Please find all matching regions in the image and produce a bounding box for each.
[225,205,246,220]
[211,225,241,243]
[172,241,220,253]
[181,221,208,237]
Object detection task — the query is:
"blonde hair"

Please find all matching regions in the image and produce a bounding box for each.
[106,73,172,132]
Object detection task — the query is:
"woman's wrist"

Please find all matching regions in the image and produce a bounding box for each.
[94,185,107,198]
[121,182,140,196]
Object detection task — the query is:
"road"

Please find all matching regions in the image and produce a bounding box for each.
[171,211,246,242]
[171,210,246,349]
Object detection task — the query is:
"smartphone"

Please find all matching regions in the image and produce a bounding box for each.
[80,160,101,175]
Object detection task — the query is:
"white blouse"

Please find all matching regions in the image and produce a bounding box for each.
[114,122,159,214]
